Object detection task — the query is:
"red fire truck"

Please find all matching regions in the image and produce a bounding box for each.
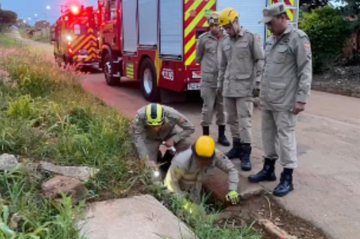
[97,0,214,102]
[96,0,299,102]
[52,5,99,68]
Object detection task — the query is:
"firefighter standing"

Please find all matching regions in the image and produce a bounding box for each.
[248,3,312,197]
[195,12,230,147]
[217,8,264,171]
[131,103,195,173]
[164,135,239,205]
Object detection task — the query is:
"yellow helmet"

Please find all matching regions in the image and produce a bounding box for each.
[208,11,219,25]
[219,7,239,26]
[192,136,216,159]
[145,103,164,126]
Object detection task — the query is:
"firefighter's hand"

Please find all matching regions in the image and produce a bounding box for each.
[226,190,240,205]
[164,138,174,147]
[291,102,306,115]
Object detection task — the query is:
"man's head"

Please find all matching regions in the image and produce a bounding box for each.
[145,103,164,132]
[192,136,216,168]
[259,3,288,36]
[219,8,240,37]
[208,12,221,36]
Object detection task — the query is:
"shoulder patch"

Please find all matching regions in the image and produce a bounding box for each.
[215,149,227,159]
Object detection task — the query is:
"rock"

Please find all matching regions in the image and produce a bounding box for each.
[8,213,21,230]
[258,219,297,239]
[39,161,99,182]
[0,154,18,171]
[41,175,88,203]
[79,194,195,239]
[239,184,264,200]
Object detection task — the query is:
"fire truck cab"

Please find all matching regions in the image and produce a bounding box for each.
[96,0,299,102]
[52,5,99,68]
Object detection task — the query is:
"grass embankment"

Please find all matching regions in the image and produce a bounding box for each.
[0,33,263,239]
[0,34,142,238]
[19,28,50,43]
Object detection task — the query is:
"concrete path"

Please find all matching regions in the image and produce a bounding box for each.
[81,75,360,239]
[79,194,195,239]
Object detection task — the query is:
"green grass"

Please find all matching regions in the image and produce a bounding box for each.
[0,34,263,239]
[0,34,17,47]
[0,34,143,238]
[148,185,263,239]
[0,167,86,238]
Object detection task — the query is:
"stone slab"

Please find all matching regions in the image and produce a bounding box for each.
[79,194,195,239]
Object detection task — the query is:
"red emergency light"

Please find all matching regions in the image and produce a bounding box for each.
[70,5,79,14]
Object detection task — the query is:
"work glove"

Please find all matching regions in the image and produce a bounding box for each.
[226,190,240,205]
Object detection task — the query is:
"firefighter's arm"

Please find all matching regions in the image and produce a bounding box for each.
[295,31,313,103]
[195,36,205,64]
[163,163,186,196]
[252,33,265,84]
[217,40,227,91]
[171,112,195,144]
[131,114,150,162]
[213,149,239,192]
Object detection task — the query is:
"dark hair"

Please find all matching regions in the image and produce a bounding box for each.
[276,12,288,19]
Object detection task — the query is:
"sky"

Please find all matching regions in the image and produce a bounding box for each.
[1,0,98,24]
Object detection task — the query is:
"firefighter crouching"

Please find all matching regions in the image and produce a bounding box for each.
[131,103,195,175]
[164,135,240,205]
[217,8,264,171]
[195,11,230,147]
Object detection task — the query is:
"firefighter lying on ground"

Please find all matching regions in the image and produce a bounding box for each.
[163,135,240,205]
[131,103,195,175]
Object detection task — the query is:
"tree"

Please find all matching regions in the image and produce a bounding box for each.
[299,5,348,71]
[300,0,329,11]
[0,9,17,25]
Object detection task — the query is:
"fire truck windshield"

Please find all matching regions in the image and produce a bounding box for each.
[73,24,87,35]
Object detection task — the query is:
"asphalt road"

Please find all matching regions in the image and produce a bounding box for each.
[13,32,360,239]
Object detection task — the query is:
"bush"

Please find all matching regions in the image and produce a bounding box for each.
[299,6,348,72]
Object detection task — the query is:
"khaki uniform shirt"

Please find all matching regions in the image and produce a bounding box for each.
[195,31,227,88]
[260,25,312,111]
[131,105,195,161]
[218,27,265,98]
[164,148,239,203]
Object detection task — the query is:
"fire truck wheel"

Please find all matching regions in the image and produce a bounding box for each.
[104,52,120,86]
[139,58,160,102]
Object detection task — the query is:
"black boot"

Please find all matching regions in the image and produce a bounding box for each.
[239,143,252,171]
[273,168,294,197]
[202,126,209,136]
[248,158,277,183]
[217,125,230,146]
[225,138,240,159]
